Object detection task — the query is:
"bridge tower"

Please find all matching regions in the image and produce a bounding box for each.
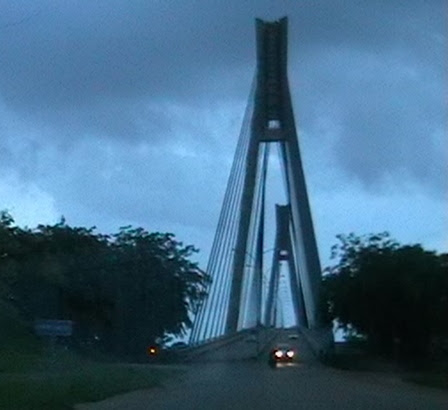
[190,17,323,343]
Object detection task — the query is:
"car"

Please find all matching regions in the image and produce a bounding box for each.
[268,343,296,368]
[288,334,299,340]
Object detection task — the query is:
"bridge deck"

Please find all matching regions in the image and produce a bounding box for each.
[184,328,323,363]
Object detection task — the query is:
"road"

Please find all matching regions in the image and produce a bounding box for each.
[76,349,448,410]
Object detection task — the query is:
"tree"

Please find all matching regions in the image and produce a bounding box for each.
[322,232,448,358]
[109,227,208,356]
[0,210,209,359]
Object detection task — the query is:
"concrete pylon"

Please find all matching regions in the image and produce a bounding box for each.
[264,205,307,328]
[226,17,322,333]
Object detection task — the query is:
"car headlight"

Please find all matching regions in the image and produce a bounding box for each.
[286,350,294,358]
[274,350,284,358]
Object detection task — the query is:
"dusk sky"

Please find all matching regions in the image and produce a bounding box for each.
[1,0,446,272]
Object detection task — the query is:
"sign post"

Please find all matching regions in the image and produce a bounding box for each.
[34,319,73,359]
[34,319,73,337]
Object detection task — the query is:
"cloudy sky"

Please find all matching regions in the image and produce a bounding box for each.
[1,0,446,271]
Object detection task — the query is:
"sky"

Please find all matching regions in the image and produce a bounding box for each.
[1,0,446,276]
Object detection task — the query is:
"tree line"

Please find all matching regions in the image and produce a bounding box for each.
[3,207,446,362]
[322,232,448,360]
[0,211,209,359]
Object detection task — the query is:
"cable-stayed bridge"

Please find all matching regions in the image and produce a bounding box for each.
[188,17,333,359]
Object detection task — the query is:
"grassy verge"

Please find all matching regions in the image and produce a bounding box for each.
[403,373,448,390]
[0,356,180,410]
[321,352,382,371]
[0,300,183,409]
[323,351,448,390]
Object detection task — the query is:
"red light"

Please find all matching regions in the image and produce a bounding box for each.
[147,346,158,355]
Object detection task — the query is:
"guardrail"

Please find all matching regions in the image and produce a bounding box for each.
[182,329,254,360]
[256,327,282,357]
[299,326,334,360]
[181,327,281,362]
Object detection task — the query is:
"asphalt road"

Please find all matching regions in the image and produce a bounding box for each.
[76,359,448,410]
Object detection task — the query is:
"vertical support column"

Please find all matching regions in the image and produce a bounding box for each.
[281,119,322,328]
[264,244,280,326]
[225,16,323,335]
[283,208,308,328]
[264,205,308,328]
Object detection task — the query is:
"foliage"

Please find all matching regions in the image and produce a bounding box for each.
[0,210,209,358]
[322,232,448,358]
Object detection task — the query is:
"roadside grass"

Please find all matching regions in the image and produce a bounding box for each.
[0,349,43,373]
[0,362,179,410]
[402,357,448,390]
[0,300,44,373]
[0,300,183,409]
[321,352,380,371]
[323,350,448,391]
[403,372,448,390]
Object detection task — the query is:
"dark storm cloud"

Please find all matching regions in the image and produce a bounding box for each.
[35,136,230,233]
[0,0,445,200]
[294,44,446,195]
[0,1,250,107]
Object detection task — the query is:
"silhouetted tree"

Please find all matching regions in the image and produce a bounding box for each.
[0,211,209,358]
[322,232,448,358]
[109,226,208,356]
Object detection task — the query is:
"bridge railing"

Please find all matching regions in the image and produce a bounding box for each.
[182,328,254,358]
[299,326,334,359]
[181,327,282,362]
